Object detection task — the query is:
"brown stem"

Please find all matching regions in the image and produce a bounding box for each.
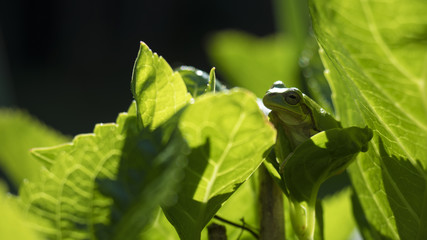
[259,164,285,240]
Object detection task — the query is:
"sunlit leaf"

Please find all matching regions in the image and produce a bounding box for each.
[323,188,356,240]
[0,109,69,187]
[20,41,193,240]
[162,89,276,240]
[139,209,179,240]
[20,111,136,239]
[131,42,191,130]
[311,0,427,238]
[0,183,42,240]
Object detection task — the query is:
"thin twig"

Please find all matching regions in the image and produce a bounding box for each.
[214,215,259,239]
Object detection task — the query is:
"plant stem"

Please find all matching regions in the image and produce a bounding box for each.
[259,164,285,240]
[213,215,259,239]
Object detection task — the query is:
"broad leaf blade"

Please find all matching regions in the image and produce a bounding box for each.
[351,190,383,240]
[205,173,260,240]
[0,109,69,187]
[323,188,356,240]
[96,114,189,240]
[131,42,191,130]
[19,112,136,239]
[20,109,187,240]
[207,31,301,97]
[0,184,42,240]
[21,40,195,239]
[140,209,179,240]
[310,0,427,238]
[162,89,276,240]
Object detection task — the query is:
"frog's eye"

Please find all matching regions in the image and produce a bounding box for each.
[284,91,301,105]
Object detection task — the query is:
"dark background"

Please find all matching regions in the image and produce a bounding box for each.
[0,0,276,135]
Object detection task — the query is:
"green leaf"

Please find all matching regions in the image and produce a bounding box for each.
[282,127,372,239]
[176,66,210,97]
[207,31,302,97]
[282,127,372,202]
[0,183,42,240]
[351,190,382,240]
[299,38,334,114]
[21,106,187,240]
[207,67,216,93]
[30,144,73,168]
[205,173,260,240]
[176,66,227,98]
[20,40,197,239]
[0,109,69,187]
[311,0,427,238]
[131,42,191,130]
[19,111,136,239]
[95,112,189,240]
[162,89,276,240]
[140,209,179,240]
[323,188,356,240]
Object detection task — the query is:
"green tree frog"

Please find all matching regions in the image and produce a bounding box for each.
[263,81,341,153]
[262,81,372,240]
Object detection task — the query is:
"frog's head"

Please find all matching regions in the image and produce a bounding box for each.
[263,81,309,125]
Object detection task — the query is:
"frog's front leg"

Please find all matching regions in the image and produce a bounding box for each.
[279,127,373,240]
[278,151,295,174]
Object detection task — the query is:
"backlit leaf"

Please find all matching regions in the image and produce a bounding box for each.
[162,89,276,240]
[311,0,427,238]
[0,109,69,187]
[207,31,301,97]
[131,42,191,130]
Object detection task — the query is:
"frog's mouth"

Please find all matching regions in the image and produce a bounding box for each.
[274,109,311,127]
[262,93,286,109]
